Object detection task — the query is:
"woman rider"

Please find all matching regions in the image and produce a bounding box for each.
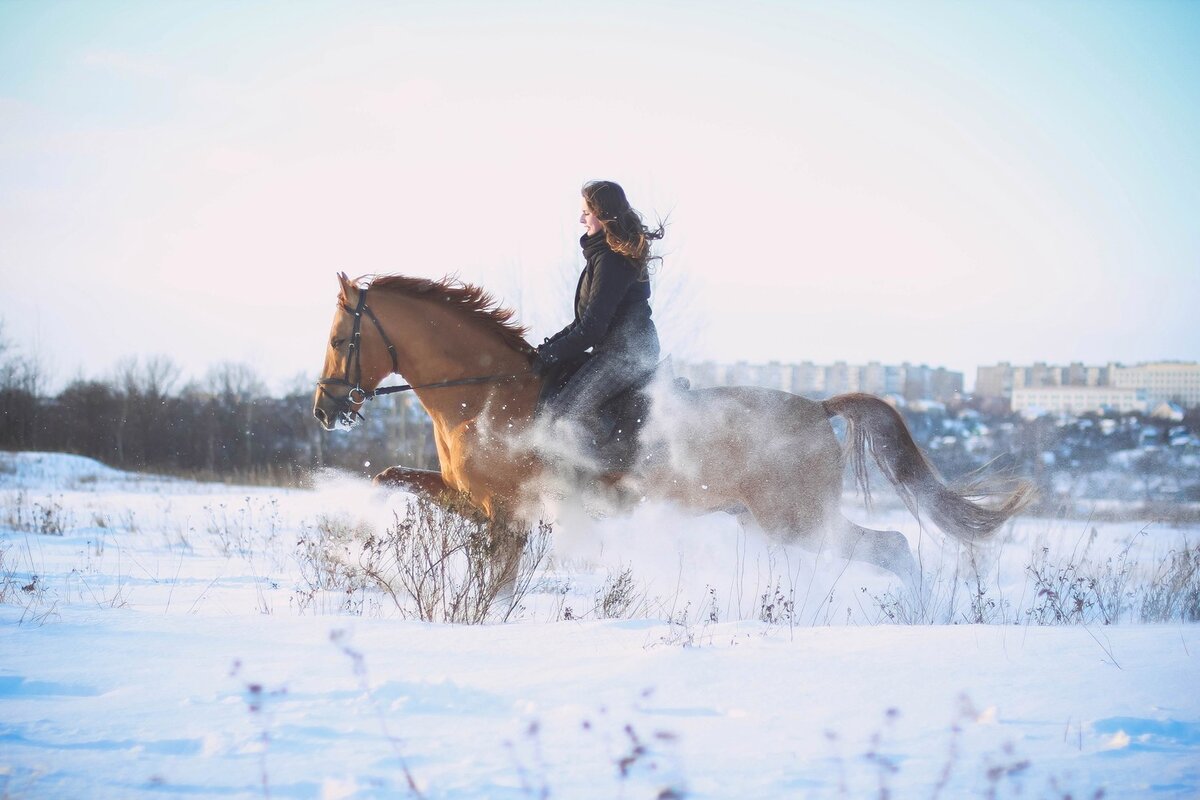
[532,180,664,455]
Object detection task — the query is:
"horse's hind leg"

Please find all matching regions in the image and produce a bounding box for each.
[745,500,918,588]
[831,516,918,588]
[373,466,448,498]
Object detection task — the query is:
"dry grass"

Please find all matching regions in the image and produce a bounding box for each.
[867,536,1200,628]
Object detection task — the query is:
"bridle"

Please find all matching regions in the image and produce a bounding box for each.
[316,287,522,424]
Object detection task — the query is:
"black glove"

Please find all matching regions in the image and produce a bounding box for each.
[531,341,558,377]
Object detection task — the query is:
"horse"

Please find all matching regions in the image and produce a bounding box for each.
[312,272,1032,583]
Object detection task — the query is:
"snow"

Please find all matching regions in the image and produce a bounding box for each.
[1,451,129,488]
[2,452,1199,798]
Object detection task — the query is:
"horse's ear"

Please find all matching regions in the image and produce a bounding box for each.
[336,271,352,300]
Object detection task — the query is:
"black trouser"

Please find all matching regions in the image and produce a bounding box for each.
[546,338,660,429]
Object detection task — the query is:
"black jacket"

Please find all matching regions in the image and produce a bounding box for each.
[539,231,656,364]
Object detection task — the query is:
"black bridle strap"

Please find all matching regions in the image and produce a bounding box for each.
[315,372,521,410]
[358,372,521,400]
[359,300,399,374]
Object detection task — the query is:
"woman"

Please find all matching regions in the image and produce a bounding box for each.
[533,180,664,450]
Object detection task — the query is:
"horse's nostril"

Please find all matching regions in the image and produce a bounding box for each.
[315,407,328,425]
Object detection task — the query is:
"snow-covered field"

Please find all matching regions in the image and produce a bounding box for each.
[2,451,1198,799]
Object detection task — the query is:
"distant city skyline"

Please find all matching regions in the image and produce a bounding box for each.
[678,356,1200,405]
[2,2,1198,394]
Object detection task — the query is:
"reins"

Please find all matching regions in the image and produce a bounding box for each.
[316,287,522,422]
[367,372,520,397]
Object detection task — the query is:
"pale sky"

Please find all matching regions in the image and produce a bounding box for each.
[2,0,1197,393]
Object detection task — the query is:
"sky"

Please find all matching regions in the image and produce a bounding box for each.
[1,0,1198,394]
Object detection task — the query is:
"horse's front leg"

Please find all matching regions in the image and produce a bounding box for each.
[372,466,449,499]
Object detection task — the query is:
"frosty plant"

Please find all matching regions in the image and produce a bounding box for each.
[825,697,1104,799]
[204,496,281,558]
[330,629,424,798]
[862,523,1200,628]
[0,541,57,625]
[357,493,551,623]
[1139,542,1200,622]
[230,659,287,800]
[505,701,686,798]
[594,566,642,619]
[292,511,375,616]
[0,542,24,606]
[2,490,73,536]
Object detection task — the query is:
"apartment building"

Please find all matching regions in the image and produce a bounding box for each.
[676,360,963,403]
[975,360,1200,411]
[1010,386,1145,416]
[1110,362,1200,408]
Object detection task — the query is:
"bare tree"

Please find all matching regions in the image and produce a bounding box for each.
[0,317,46,396]
[112,356,182,464]
[0,317,48,448]
[207,361,267,402]
[206,362,267,469]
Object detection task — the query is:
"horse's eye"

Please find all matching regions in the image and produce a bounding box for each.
[331,337,345,349]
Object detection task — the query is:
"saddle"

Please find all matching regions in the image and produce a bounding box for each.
[536,354,690,472]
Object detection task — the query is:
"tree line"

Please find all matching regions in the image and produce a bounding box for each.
[0,325,435,484]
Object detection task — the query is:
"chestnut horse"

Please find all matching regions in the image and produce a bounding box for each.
[313,272,1031,582]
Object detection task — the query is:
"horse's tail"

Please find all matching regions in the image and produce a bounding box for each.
[822,393,1034,541]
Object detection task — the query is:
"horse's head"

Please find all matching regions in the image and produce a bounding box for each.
[312,272,398,431]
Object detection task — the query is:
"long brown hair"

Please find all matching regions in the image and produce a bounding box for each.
[582,180,665,279]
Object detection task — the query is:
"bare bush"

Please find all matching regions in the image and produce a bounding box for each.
[358,495,552,624]
[1025,546,1097,625]
[869,533,1199,628]
[1025,542,1140,626]
[204,497,280,558]
[0,543,18,604]
[1,491,73,536]
[1139,543,1200,622]
[292,512,375,615]
[956,548,1009,625]
[595,567,639,619]
[0,542,58,624]
[758,579,796,626]
[656,601,698,647]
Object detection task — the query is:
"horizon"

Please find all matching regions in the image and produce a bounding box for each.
[8,344,1198,398]
[3,1,1198,396]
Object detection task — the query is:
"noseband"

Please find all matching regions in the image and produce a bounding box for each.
[316,287,522,425]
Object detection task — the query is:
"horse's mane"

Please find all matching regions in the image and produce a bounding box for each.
[364,274,531,352]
